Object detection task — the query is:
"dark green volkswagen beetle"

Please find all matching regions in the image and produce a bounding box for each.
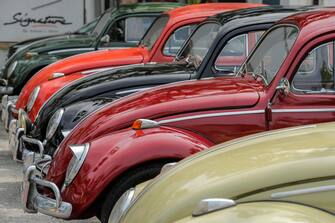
[0,2,182,95]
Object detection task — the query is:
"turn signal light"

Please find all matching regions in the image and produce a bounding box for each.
[132,119,160,130]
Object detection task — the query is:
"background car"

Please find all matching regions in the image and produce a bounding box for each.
[20,6,310,223]
[3,3,261,130]
[10,4,268,159]
[0,2,181,95]
[118,121,335,223]
[6,17,99,60]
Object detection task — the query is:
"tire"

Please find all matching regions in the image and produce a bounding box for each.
[99,161,167,223]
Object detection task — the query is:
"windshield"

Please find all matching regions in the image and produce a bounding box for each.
[238,26,299,85]
[76,17,99,34]
[92,10,111,36]
[140,15,169,50]
[178,22,221,69]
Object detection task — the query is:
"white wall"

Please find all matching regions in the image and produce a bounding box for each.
[320,0,335,5]
[0,0,101,67]
[280,0,313,5]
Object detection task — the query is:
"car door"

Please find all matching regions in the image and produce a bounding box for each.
[97,15,157,50]
[269,39,335,129]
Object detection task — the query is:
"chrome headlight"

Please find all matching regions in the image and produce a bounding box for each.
[46,108,64,140]
[27,86,40,112]
[62,143,90,191]
[108,188,135,223]
[7,61,17,79]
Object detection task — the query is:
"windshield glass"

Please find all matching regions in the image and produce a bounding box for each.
[178,22,221,69]
[76,17,99,34]
[238,26,298,85]
[92,10,111,36]
[140,15,169,50]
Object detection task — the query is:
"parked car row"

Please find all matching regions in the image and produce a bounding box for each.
[1,2,335,223]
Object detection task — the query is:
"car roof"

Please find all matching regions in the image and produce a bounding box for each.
[277,7,335,41]
[165,3,265,25]
[106,2,184,16]
[210,6,316,34]
[193,6,317,77]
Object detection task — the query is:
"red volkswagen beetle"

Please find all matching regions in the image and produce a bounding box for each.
[2,3,263,128]
[24,6,335,223]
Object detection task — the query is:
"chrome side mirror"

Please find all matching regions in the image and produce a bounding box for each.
[276,78,290,96]
[100,34,110,44]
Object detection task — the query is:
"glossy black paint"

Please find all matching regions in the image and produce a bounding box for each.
[28,6,314,155]
[32,62,193,139]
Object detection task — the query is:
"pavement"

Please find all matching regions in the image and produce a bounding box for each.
[0,126,99,222]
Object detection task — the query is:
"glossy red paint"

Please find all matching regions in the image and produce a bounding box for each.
[63,126,213,218]
[43,8,335,219]
[16,3,264,122]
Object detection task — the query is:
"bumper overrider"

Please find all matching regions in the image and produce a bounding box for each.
[8,109,45,163]
[0,81,14,95]
[22,165,72,219]
[1,94,18,130]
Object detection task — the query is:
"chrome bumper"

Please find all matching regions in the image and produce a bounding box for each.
[22,165,72,219]
[9,119,24,161]
[0,85,14,95]
[2,95,18,130]
[9,119,44,162]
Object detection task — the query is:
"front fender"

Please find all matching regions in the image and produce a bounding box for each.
[58,126,214,218]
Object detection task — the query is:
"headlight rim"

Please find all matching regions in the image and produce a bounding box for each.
[45,108,65,141]
[7,60,18,79]
[27,86,40,113]
[62,143,90,191]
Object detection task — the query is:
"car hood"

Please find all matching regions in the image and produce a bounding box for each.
[121,122,335,223]
[48,76,262,166]
[16,47,147,110]
[20,34,94,54]
[10,34,70,49]
[64,76,262,144]
[7,34,68,58]
[34,62,192,128]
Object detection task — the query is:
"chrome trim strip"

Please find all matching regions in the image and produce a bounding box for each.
[158,110,264,124]
[115,87,151,95]
[47,48,95,55]
[271,185,335,199]
[81,67,115,74]
[97,47,129,50]
[272,108,335,113]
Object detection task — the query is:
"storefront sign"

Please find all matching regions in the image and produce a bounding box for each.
[0,0,84,42]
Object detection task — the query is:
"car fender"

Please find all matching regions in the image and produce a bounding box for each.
[175,201,335,223]
[60,126,214,218]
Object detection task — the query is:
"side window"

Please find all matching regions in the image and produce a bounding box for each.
[292,41,334,93]
[214,31,264,75]
[163,25,196,56]
[100,16,156,46]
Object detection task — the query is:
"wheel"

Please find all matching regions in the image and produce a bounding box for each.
[99,161,167,223]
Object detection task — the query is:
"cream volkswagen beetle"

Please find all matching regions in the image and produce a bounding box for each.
[115,121,335,223]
